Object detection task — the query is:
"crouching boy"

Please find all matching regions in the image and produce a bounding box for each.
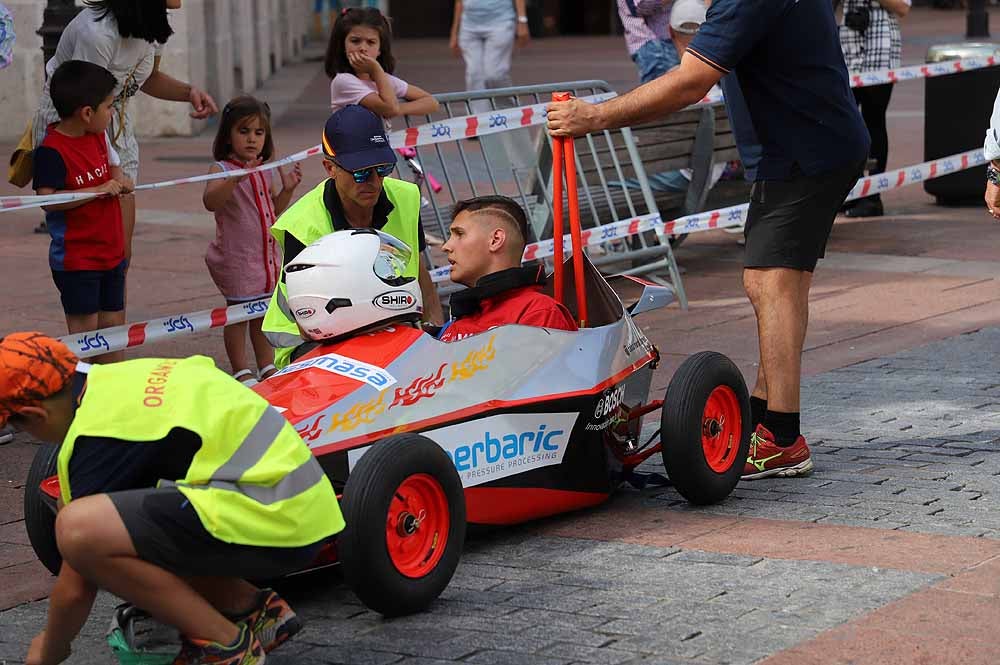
[2,332,343,665]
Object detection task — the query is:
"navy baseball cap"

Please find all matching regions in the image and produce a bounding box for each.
[322,105,397,171]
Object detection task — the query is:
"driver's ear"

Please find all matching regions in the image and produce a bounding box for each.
[489,227,506,253]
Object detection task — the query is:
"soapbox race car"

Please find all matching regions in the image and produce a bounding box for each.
[23,257,751,617]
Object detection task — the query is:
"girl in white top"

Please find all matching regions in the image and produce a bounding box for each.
[325,7,439,128]
[33,0,218,266]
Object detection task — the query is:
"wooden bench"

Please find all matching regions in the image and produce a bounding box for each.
[531,103,753,247]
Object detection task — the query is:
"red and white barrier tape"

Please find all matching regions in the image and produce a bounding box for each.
[57,145,983,355]
[695,55,998,106]
[429,147,988,282]
[6,56,995,214]
[1,146,323,213]
[1,94,614,214]
[59,298,269,358]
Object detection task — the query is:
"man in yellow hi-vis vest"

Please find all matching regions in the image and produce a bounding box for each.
[262,105,443,368]
[1,333,342,665]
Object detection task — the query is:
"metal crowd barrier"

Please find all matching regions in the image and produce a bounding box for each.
[400,80,688,307]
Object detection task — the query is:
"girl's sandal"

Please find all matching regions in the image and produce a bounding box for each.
[233,369,259,386]
[258,364,277,381]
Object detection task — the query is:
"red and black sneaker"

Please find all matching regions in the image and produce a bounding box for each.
[232,589,302,654]
[172,623,264,665]
[742,424,814,480]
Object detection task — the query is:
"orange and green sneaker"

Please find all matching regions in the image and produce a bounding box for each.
[172,622,264,665]
[742,424,814,480]
[231,589,302,654]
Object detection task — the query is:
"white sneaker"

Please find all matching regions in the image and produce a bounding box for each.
[0,425,14,445]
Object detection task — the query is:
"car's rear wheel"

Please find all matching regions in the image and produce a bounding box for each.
[24,443,62,575]
[661,351,750,505]
[339,433,465,616]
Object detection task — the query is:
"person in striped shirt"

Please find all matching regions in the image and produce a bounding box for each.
[616,0,679,83]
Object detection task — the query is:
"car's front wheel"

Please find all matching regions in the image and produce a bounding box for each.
[339,433,466,616]
[24,442,62,575]
[661,351,750,505]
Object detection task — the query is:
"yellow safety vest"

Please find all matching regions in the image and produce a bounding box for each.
[58,356,344,547]
[262,177,422,368]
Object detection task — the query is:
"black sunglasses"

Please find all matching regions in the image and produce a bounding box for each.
[336,161,395,184]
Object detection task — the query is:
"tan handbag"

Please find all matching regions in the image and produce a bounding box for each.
[8,120,34,188]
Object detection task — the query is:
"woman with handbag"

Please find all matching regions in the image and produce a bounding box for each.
[838,0,910,217]
[31,0,218,262]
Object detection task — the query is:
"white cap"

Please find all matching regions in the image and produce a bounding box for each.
[670,0,707,34]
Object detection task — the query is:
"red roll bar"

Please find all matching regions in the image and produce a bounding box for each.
[550,92,588,328]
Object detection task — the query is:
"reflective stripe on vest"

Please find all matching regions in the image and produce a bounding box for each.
[164,459,325,505]
[160,407,325,505]
[263,284,303,352]
[262,177,422,368]
[58,357,344,547]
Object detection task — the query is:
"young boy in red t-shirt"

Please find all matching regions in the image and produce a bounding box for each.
[33,60,133,363]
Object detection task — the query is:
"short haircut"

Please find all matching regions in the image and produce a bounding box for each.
[212,96,275,162]
[325,7,396,78]
[84,0,174,44]
[49,60,118,119]
[452,195,529,247]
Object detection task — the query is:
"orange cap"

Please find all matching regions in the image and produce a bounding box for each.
[0,332,78,427]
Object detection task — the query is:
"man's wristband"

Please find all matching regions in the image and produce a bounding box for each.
[987,165,1000,186]
[517,15,529,23]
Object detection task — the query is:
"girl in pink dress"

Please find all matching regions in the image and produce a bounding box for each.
[203,96,302,385]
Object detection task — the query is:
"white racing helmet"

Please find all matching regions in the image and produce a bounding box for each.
[285,229,423,341]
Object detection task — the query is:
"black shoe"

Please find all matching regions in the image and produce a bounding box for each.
[844,195,883,218]
[34,221,47,234]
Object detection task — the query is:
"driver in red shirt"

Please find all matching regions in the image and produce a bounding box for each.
[438,195,577,342]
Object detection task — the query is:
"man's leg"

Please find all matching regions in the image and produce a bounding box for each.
[482,23,515,90]
[460,25,488,114]
[56,495,242,645]
[743,267,812,413]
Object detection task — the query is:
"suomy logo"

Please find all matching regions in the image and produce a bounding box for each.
[295,307,316,319]
[373,291,416,311]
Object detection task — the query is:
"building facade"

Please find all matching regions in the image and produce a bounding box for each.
[0,0,314,140]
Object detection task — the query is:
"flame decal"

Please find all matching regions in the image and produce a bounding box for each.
[296,414,326,442]
[450,334,496,382]
[390,363,448,409]
[326,392,386,433]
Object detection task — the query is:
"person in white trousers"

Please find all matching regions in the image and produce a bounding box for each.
[450,0,530,113]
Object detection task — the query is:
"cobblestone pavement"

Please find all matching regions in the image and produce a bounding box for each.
[1,330,997,664]
[639,327,1000,539]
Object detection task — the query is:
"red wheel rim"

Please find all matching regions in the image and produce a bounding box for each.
[701,385,742,473]
[385,473,450,579]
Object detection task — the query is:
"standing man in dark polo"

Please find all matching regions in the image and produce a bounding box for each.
[548,0,869,480]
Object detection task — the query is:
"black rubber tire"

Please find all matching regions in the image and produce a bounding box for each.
[661,351,750,505]
[24,443,62,575]
[339,433,465,616]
